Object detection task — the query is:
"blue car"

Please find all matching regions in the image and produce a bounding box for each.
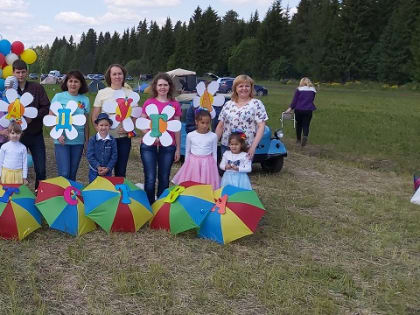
[218,79,268,96]
[179,99,286,172]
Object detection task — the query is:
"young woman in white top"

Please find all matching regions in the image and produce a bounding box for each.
[219,131,252,190]
[0,121,28,184]
[172,109,220,189]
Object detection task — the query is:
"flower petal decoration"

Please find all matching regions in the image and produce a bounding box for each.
[193,81,225,119]
[0,89,37,130]
[43,100,87,140]
[102,90,141,132]
[135,104,181,147]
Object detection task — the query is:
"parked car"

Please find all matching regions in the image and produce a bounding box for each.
[93,74,104,81]
[28,73,38,80]
[86,74,96,80]
[40,74,48,81]
[48,70,61,78]
[218,79,268,96]
[204,73,235,85]
[254,84,268,96]
[126,75,133,81]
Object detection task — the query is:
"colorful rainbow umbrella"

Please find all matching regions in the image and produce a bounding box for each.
[150,181,214,234]
[82,176,152,233]
[35,177,96,236]
[198,185,265,244]
[414,173,420,192]
[0,184,42,240]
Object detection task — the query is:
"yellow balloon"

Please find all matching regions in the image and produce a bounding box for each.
[20,48,37,65]
[2,65,13,79]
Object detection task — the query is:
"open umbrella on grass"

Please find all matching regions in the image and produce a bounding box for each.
[198,185,265,244]
[82,176,152,232]
[0,184,41,240]
[150,181,214,234]
[35,177,96,236]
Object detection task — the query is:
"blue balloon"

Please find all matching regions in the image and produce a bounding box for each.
[0,39,11,56]
[0,78,4,91]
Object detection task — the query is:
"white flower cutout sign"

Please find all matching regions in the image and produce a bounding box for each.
[102,90,141,132]
[193,81,225,119]
[135,104,181,147]
[0,89,38,130]
[43,100,87,140]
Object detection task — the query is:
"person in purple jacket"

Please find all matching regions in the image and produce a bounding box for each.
[285,77,317,146]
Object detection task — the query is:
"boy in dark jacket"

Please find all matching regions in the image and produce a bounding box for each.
[87,113,117,182]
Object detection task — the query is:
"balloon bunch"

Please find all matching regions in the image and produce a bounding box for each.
[0,38,37,91]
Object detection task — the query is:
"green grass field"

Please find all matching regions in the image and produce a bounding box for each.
[0,82,419,314]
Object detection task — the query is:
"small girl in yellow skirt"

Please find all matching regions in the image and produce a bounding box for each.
[0,121,28,185]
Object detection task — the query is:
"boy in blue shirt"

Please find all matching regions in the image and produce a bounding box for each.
[87,113,117,182]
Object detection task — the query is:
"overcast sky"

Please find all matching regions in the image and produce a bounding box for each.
[0,0,300,47]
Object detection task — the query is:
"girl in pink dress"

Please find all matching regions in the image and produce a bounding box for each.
[172,110,220,189]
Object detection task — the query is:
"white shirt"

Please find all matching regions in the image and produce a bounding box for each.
[96,132,111,141]
[186,130,218,161]
[0,141,28,178]
[219,151,251,173]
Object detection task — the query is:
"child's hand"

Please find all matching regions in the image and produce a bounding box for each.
[225,164,231,170]
[58,135,65,145]
[231,165,239,171]
[99,167,109,175]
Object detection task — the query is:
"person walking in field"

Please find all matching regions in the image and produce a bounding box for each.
[285,77,317,147]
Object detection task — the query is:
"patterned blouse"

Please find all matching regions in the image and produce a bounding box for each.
[219,98,268,146]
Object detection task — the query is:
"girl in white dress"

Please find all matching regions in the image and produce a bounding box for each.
[172,110,220,189]
[219,131,252,190]
[0,121,28,185]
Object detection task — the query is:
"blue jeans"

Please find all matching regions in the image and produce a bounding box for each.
[54,144,84,181]
[20,132,46,189]
[140,144,176,204]
[114,137,131,177]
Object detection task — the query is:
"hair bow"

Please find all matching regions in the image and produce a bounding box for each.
[231,128,246,140]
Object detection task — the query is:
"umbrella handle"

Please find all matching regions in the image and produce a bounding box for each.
[164,185,185,203]
[0,186,19,202]
[64,186,81,205]
[115,184,131,204]
[211,194,228,214]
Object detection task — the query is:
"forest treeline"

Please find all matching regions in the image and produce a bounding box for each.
[30,0,420,84]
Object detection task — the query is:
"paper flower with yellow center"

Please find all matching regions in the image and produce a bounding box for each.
[102,90,141,132]
[193,81,225,119]
[43,100,87,140]
[135,104,181,147]
[0,89,38,130]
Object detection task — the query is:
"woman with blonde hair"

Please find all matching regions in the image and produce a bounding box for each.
[216,74,268,160]
[285,77,317,146]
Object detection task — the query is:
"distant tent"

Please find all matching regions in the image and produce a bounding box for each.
[41,76,57,85]
[88,80,106,92]
[167,68,197,93]
[134,82,149,94]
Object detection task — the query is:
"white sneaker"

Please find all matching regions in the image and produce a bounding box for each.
[135,183,144,189]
